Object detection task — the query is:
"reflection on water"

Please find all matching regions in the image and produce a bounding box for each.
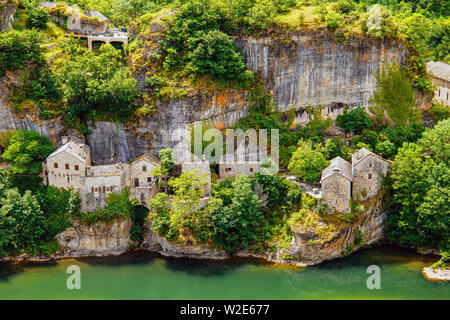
[0,246,448,300]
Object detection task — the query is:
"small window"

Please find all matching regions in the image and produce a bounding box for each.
[142,165,147,172]
[75,165,79,171]
[438,89,440,97]
[134,178,139,187]
[147,177,152,182]
[369,161,372,168]
[368,173,372,180]
[91,187,94,193]
[54,163,58,168]
[103,186,106,193]
[225,168,231,172]
[65,164,69,170]
[250,168,254,172]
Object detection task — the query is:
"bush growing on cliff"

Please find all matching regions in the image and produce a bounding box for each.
[79,189,137,224]
[370,63,419,126]
[27,7,50,30]
[336,107,373,134]
[57,42,139,128]
[360,4,397,39]
[288,139,329,183]
[1,130,55,176]
[0,30,43,77]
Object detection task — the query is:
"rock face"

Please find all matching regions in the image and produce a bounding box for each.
[142,223,228,260]
[0,30,416,164]
[236,31,407,115]
[422,267,450,282]
[238,195,387,266]
[0,1,16,32]
[0,71,66,145]
[56,218,133,257]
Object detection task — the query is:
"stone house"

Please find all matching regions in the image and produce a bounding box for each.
[426,61,450,106]
[320,157,352,214]
[351,148,391,200]
[219,152,264,179]
[320,148,391,214]
[39,2,128,50]
[128,153,160,206]
[181,153,211,197]
[44,138,160,212]
[45,136,91,191]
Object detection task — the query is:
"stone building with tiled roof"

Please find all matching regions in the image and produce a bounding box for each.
[320,148,391,214]
[426,61,450,106]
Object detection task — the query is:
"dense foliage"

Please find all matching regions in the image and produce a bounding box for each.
[288,140,329,183]
[386,119,450,251]
[1,129,55,175]
[57,41,139,129]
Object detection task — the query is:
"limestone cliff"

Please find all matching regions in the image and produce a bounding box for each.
[142,222,228,260]
[237,196,387,266]
[0,1,16,32]
[56,218,133,257]
[0,30,417,164]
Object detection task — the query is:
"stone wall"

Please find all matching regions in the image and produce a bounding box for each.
[321,175,352,214]
[0,1,16,32]
[352,155,390,200]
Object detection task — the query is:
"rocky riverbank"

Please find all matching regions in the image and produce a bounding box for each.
[422,267,450,282]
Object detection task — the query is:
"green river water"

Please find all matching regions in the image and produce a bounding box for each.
[0,246,448,300]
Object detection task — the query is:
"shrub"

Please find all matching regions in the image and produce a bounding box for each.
[336,107,373,134]
[360,4,396,39]
[0,30,43,76]
[325,11,343,31]
[288,140,329,183]
[1,130,55,175]
[27,7,50,30]
[370,63,419,126]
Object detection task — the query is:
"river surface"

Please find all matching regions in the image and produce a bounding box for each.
[0,246,448,299]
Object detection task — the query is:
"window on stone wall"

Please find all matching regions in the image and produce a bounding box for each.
[103,186,106,193]
[250,168,254,172]
[368,173,372,179]
[147,177,152,182]
[438,89,440,97]
[75,165,79,171]
[143,165,147,172]
[225,168,231,172]
[65,164,69,170]
[91,187,94,193]
[369,161,372,168]
[54,163,58,168]
[135,178,139,187]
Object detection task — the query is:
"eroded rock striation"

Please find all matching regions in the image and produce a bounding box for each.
[56,218,133,257]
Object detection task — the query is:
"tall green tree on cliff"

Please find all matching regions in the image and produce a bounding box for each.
[1,130,55,175]
[370,63,419,126]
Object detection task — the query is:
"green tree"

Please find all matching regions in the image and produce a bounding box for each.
[0,189,46,253]
[187,29,253,83]
[288,140,329,183]
[0,30,43,76]
[1,130,55,175]
[370,64,419,126]
[150,192,171,235]
[57,43,138,126]
[168,170,207,228]
[419,118,450,164]
[210,174,262,252]
[27,7,50,29]
[335,107,373,134]
[360,4,396,39]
